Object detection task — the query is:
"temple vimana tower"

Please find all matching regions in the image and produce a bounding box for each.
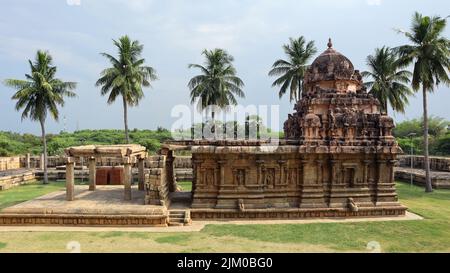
[162,40,407,220]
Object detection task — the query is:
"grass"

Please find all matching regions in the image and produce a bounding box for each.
[177,181,192,192]
[202,183,450,252]
[0,181,448,252]
[0,180,88,210]
[154,234,192,245]
[0,181,64,210]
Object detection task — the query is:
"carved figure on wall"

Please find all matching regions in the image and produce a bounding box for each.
[265,168,275,188]
[205,168,215,186]
[235,169,246,187]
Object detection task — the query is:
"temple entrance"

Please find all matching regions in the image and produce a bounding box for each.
[160,145,194,225]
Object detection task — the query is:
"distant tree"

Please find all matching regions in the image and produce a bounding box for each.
[269,36,317,102]
[395,12,450,192]
[96,35,158,144]
[188,48,245,137]
[394,116,448,138]
[362,46,413,114]
[4,50,76,184]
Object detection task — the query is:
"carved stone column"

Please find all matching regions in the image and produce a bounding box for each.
[278,160,287,186]
[301,160,309,185]
[330,159,339,185]
[256,159,265,187]
[88,157,96,191]
[193,159,203,186]
[299,158,326,208]
[388,160,397,184]
[316,160,323,185]
[363,160,371,186]
[374,159,387,205]
[66,157,75,201]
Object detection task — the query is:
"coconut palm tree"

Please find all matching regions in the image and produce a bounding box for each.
[362,46,413,114]
[4,50,76,184]
[269,36,317,102]
[395,12,450,192]
[188,48,245,137]
[96,35,158,144]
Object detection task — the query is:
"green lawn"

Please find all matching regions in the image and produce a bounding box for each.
[0,181,64,210]
[0,181,449,252]
[177,181,192,192]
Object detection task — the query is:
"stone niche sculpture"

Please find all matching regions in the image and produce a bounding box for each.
[166,39,407,220]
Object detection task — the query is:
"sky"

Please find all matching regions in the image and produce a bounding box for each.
[0,0,449,135]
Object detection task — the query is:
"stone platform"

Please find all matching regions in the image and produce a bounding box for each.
[0,186,168,226]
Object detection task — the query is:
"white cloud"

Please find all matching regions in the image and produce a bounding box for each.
[67,0,81,6]
[0,36,102,80]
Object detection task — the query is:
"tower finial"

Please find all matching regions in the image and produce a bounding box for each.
[327,38,333,49]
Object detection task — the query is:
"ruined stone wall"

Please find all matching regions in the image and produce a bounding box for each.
[0,170,36,190]
[144,155,169,206]
[398,155,450,172]
[0,157,21,171]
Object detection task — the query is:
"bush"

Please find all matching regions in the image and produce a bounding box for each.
[433,134,450,156]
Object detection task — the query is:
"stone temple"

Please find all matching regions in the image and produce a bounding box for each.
[0,40,408,227]
[162,39,407,220]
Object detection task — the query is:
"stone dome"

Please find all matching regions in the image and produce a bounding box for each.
[305,39,356,84]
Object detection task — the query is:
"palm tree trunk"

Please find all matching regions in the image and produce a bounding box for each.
[122,96,130,144]
[298,79,302,101]
[422,86,432,192]
[211,111,216,139]
[39,118,48,184]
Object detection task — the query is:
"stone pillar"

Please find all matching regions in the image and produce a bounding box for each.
[123,157,132,201]
[166,151,175,192]
[278,160,286,186]
[388,160,397,184]
[66,157,75,201]
[299,159,326,208]
[138,157,145,191]
[40,153,45,170]
[301,160,308,185]
[217,160,226,186]
[88,157,96,191]
[363,160,371,186]
[25,153,30,169]
[316,160,323,185]
[376,160,386,184]
[374,159,386,205]
[256,160,265,186]
[330,160,339,184]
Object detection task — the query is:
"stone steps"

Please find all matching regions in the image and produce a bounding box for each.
[168,209,191,226]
